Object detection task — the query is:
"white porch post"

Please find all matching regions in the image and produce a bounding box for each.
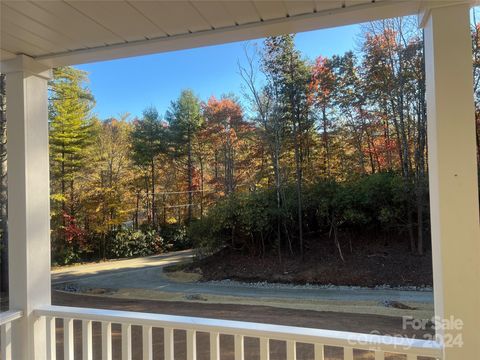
[3,55,51,360]
[422,3,480,359]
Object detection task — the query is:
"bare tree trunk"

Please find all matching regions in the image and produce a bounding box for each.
[292,120,304,259]
[272,139,282,262]
[322,106,331,177]
[163,193,167,224]
[144,175,151,224]
[135,191,140,229]
[187,129,193,223]
[151,160,156,228]
[199,154,204,219]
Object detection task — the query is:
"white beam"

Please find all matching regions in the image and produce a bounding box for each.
[422,4,480,359]
[5,55,51,360]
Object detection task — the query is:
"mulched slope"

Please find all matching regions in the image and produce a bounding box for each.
[191,236,433,288]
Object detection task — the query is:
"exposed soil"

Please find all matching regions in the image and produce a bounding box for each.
[188,237,433,288]
[52,290,433,336]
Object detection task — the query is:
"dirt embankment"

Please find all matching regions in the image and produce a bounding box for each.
[185,238,433,288]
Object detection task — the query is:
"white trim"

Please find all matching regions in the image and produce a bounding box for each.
[0,311,23,327]
[0,55,51,79]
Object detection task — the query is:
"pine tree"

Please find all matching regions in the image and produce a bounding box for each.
[131,107,165,227]
[166,90,203,223]
[49,66,95,261]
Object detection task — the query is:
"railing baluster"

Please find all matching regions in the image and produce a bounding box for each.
[260,337,270,360]
[234,335,244,360]
[32,306,443,360]
[164,327,174,360]
[122,323,132,360]
[64,318,74,360]
[286,340,296,360]
[47,316,57,360]
[1,322,12,360]
[143,325,153,360]
[82,320,93,360]
[314,344,324,360]
[187,329,197,360]
[210,332,220,360]
[102,321,112,360]
[343,346,354,360]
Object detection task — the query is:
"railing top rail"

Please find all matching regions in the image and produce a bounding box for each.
[35,305,442,357]
[0,310,23,326]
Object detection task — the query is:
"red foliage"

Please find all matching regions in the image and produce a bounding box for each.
[61,212,87,247]
[310,56,335,107]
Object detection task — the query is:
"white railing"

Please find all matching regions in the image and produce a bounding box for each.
[35,305,442,360]
[0,310,23,360]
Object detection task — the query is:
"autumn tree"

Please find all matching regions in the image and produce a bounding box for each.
[202,95,252,195]
[311,56,336,177]
[84,116,134,257]
[360,18,427,254]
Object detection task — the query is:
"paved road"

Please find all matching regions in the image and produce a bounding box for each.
[52,250,433,303]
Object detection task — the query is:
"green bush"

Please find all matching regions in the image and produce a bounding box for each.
[108,229,163,258]
[159,223,192,251]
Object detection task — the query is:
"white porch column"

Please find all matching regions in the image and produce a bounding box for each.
[422,3,480,359]
[3,55,51,360]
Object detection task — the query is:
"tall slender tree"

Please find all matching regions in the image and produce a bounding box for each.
[262,35,313,258]
[166,90,203,223]
[49,67,95,260]
[131,107,165,228]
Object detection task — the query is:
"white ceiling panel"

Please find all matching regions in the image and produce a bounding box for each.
[33,1,124,46]
[1,3,82,50]
[1,19,65,54]
[253,1,288,20]
[1,32,46,56]
[313,0,345,12]
[283,1,316,16]
[191,1,236,29]
[130,1,211,36]
[66,0,165,41]
[222,1,261,25]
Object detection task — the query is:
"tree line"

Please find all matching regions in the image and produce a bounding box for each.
[1,16,479,268]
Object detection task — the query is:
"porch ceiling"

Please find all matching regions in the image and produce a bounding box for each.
[1,1,425,67]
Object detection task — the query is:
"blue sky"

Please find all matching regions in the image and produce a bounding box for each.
[76,24,361,120]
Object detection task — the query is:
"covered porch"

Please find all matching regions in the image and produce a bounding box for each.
[0,1,479,359]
